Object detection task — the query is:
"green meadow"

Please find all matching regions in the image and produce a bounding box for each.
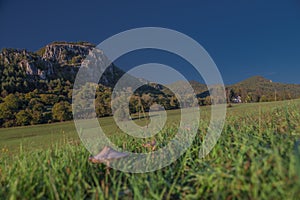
[1,100,300,199]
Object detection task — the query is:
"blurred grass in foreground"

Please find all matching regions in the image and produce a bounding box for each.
[1,100,300,199]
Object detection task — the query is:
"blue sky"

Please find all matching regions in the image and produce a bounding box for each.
[0,0,300,84]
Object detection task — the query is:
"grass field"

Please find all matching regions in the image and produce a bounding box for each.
[1,100,300,199]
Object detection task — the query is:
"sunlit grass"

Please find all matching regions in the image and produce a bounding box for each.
[1,100,300,199]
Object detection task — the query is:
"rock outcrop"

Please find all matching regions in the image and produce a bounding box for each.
[41,42,95,67]
[0,48,55,79]
[0,42,124,86]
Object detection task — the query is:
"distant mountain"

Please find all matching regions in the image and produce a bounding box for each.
[162,76,300,103]
[2,41,299,99]
[189,80,208,95]
[1,41,300,128]
[0,42,175,127]
[227,76,300,102]
[163,80,207,95]
[2,41,300,103]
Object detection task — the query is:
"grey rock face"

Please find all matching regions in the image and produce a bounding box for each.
[0,42,124,86]
[0,49,55,79]
[42,42,95,67]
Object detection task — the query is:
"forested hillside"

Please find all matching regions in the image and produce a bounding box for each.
[227,76,300,102]
[1,42,300,128]
[0,42,179,127]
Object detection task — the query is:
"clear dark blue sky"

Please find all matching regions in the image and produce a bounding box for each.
[1,0,300,84]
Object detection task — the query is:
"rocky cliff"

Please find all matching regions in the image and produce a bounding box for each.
[0,42,124,87]
[40,42,95,67]
[0,48,55,79]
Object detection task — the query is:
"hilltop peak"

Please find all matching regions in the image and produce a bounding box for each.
[47,41,95,47]
[38,41,96,67]
[237,75,272,85]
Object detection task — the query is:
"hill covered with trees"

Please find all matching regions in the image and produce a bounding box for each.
[227,76,300,103]
[1,42,300,128]
[0,42,179,127]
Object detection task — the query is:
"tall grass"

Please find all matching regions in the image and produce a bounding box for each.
[1,100,300,199]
